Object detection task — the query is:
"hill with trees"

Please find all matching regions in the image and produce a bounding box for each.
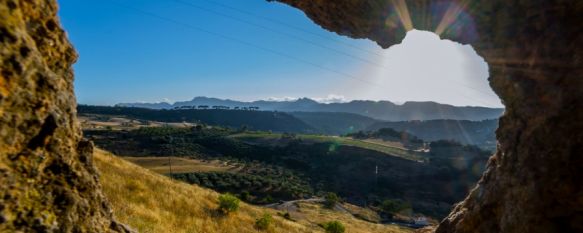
[78,105,316,133]
[290,111,379,135]
[85,125,489,218]
[79,105,498,150]
[346,128,425,150]
[367,119,498,151]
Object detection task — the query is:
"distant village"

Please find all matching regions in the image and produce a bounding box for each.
[172,105,260,111]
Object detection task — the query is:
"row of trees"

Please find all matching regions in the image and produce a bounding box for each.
[345,127,424,144]
[173,105,260,110]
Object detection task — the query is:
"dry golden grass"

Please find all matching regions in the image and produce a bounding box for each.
[94,149,412,233]
[361,139,407,150]
[122,156,239,174]
[341,202,382,223]
[286,202,411,233]
[79,114,194,130]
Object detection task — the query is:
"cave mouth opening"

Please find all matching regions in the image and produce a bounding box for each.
[361,29,503,152]
[368,29,502,109]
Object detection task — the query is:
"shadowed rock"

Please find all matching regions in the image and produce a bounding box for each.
[0,1,130,232]
[0,0,581,232]
[271,0,583,232]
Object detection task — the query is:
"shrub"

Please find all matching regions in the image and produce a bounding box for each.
[255,213,273,230]
[218,193,240,214]
[240,191,251,201]
[324,192,340,209]
[261,195,274,204]
[380,199,412,215]
[323,221,345,233]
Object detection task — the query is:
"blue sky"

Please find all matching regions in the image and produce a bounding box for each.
[58,0,502,107]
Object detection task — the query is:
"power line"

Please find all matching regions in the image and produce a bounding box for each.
[177,0,500,104]
[103,0,502,108]
[104,0,382,87]
[203,0,386,57]
[172,0,386,68]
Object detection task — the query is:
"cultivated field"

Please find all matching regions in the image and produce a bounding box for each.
[123,156,240,174]
[78,114,195,130]
[230,132,428,162]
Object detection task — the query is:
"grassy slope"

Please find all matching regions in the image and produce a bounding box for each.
[122,156,240,174]
[230,132,427,161]
[95,149,411,233]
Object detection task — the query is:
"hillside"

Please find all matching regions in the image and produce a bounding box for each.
[86,125,487,218]
[78,105,316,133]
[94,149,411,233]
[78,105,498,148]
[230,132,426,161]
[290,111,379,135]
[78,105,498,150]
[118,96,504,121]
[367,119,498,150]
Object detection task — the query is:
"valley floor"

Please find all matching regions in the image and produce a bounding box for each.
[95,149,412,233]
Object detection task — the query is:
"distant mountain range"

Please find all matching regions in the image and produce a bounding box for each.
[117,97,504,121]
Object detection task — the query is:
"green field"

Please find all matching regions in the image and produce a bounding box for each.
[229,132,428,162]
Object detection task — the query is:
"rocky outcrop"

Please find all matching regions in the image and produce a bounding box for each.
[0,1,129,232]
[272,0,583,232]
[1,0,581,232]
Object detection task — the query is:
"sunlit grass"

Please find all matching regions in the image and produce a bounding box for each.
[94,149,411,233]
[95,149,308,233]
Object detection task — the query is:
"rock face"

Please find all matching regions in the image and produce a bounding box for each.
[0,1,128,232]
[273,0,583,232]
[0,0,581,232]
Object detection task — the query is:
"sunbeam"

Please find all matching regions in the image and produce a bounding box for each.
[391,0,414,31]
[434,0,469,36]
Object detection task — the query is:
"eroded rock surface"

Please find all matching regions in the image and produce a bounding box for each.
[0,1,129,232]
[273,0,583,232]
[1,0,581,232]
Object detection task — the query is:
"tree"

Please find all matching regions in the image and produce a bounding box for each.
[193,124,203,131]
[261,195,274,203]
[218,193,240,214]
[322,221,345,233]
[238,125,249,133]
[324,192,340,209]
[255,213,273,230]
[240,191,250,201]
[380,199,412,216]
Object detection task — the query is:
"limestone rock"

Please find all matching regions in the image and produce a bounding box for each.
[273,0,583,232]
[0,1,130,232]
[1,0,581,232]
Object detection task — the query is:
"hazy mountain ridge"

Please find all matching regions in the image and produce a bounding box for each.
[117,96,504,121]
